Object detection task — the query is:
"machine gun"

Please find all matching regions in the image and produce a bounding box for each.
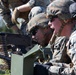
[0,32,33,69]
[0,32,52,72]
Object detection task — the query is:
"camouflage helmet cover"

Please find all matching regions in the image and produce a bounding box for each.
[27,13,49,32]
[46,0,74,20]
[69,2,76,17]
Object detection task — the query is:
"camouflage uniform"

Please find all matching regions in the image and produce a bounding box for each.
[34,36,72,75]
[61,30,76,75]
[28,0,50,8]
[27,0,50,20]
[61,2,76,75]
[49,37,71,64]
[46,0,76,75]
[0,0,29,28]
[69,2,76,18]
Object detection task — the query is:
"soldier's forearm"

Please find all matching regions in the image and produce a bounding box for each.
[16,2,31,12]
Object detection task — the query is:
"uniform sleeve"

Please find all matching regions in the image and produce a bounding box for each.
[48,31,76,75]
[0,0,15,28]
[49,36,70,64]
[48,36,73,74]
[67,31,76,65]
[61,31,76,75]
[28,0,35,8]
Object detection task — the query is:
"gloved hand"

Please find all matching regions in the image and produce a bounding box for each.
[12,8,20,24]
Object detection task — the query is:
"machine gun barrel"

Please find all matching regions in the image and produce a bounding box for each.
[0,32,32,46]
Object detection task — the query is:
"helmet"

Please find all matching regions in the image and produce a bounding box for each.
[27,13,49,32]
[46,0,74,20]
[73,0,76,2]
[28,6,45,20]
[69,2,76,17]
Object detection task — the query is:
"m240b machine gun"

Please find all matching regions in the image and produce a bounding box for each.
[0,32,33,69]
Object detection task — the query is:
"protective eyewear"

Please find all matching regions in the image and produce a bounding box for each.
[30,26,39,36]
[49,15,58,22]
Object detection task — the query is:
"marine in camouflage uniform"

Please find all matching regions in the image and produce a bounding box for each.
[27,12,54,75]
[61,2,76,75]
[0,0,29,34]
[46,0,76,75]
